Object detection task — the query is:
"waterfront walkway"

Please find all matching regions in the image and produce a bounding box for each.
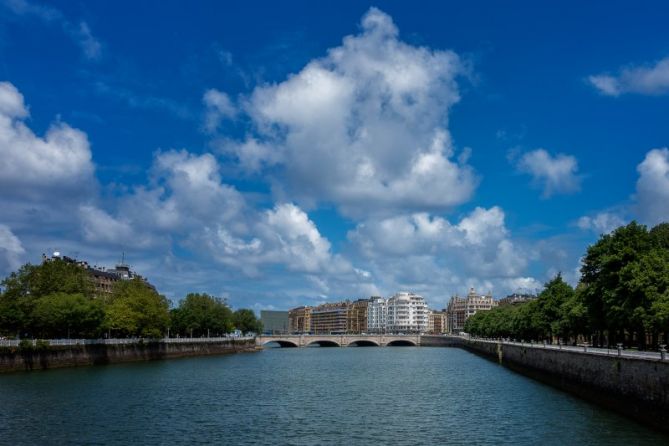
[464,336,667,361]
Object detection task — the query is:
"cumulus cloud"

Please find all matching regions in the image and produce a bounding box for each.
[0,224,25,275]
[218,7,476,216]
[588,57,669,96]
[0,81,95,200]
[577,212,626,235]
[500,277,542,294]
[515,148,581,198]
[348,206,535,298]
[635,148,669,225]
[85,150,353,283]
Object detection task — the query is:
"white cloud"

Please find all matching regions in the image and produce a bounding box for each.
[0,224,25,274]
[76,22,101,60]
[500,277,542,294]
[348,206,530,292]
[219,7,476,216]
[203,89,236,133]
[589,57,669,96]
[635,148,669,225]
[3,0,102,60]
[86,150,354,282]
[515,148,581,198]
[0,81,95,199]
[577,212,626,235]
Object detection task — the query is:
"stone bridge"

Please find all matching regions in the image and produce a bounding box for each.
[256,334,422,348]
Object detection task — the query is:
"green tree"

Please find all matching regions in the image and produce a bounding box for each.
[579,221,653,346]
[233,309,262,334]
[170,293,233,337]
[32,293,105,338]
[104,278,170,338]
[0,259,94,337]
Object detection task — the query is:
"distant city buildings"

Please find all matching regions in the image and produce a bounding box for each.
[311,302,349,334]
[386,292,429,333]
[498,293,537,306]
[346,299,369,334]
[429,310,448,334]
[283,288,503,335]
[287,292,430,335]
[260,310,289,334]
[446,288,497,334]
[367,296,387,333]
[288,306,312,333]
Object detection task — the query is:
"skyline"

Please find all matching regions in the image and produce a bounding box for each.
[1,1,668,311]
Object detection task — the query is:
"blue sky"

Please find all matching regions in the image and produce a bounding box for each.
[1,1,668,311]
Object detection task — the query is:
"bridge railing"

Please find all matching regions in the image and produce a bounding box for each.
[464,335,667,361]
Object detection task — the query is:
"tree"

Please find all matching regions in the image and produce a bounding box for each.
[104,278,170,338]
[579,221,653,346]
[32,293,104,338]
[233,309,262,334]
[170,293,233,337]
[0,259,94,337]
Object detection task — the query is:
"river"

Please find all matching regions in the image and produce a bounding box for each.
[0,346,666,445]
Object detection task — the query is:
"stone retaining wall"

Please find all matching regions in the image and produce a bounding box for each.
[421,335,669,433]
[0,339,258,373]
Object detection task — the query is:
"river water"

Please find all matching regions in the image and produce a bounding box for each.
[0,346,666,445]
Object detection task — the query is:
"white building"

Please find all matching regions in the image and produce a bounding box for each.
[367,296,387,333]
[386,292,429,333]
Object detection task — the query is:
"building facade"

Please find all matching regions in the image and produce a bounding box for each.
[428,310,448,334]
[288,306,312,334]
[42,252,155,298]
[386,292,429,333]
[311,302,349,334]
[346,299,369,334]
[446,288,497,333]
[498,293,537,306]
[261,310,289,334]
[367,297,387,333]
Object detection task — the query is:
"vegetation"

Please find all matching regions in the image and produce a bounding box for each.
[170,293,234,337]
[466,221,669,349]
[0,259,262,339]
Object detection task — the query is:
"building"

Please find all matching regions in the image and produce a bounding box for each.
[446,288,497,334]
[288,306,312,334]
[498,293,537,306]
[386,292,429,334]
[311,302,348,334]
[428,310,448,334]
[260,310,289,334]
[346,299,369,334]
[367,296,387,333]
[42,252,154,298]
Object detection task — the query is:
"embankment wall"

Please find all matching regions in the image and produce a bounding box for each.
[421,335,669,432]
[0,339,258,373]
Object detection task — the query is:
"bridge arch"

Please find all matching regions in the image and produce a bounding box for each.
[386,339,417,346]
[348,339,379,347]
[262,340,299,348]
[306,340,341,347]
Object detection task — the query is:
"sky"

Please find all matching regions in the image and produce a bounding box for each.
[1,1,668,311]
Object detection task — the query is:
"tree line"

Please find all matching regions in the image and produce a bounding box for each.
[0,260,262,339]
[465,222,669,349]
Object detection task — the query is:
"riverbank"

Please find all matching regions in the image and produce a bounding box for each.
[422,335,669,433]
[0,338,259,373]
